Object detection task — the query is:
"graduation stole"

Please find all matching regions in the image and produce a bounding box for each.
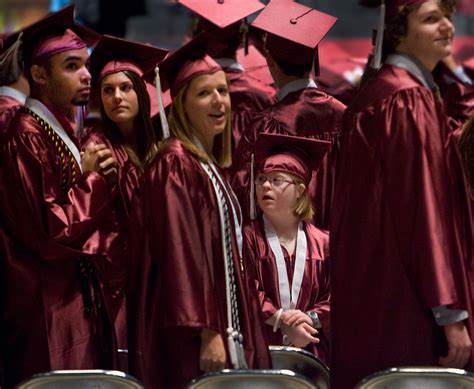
[24,107,80,195]
[263,216,307,310]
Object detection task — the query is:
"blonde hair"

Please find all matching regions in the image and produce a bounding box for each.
[166,78,232,168]
[291,175,314,221]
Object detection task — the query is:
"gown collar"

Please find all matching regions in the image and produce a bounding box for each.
[385,53,436,90]
[0,86,27,105]
[277,78,317,102]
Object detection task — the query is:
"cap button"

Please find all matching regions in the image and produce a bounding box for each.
[290,18,297,25]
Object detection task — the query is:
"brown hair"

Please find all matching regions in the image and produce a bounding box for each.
[100,70,159,174]
[166,78,232,168]
[384,0,456,56]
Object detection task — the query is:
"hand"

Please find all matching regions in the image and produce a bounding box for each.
[281,309,313,328]
[439,322,472,368]
[200,328,226,372]
[281,322,319,348]
[81,143,117,181]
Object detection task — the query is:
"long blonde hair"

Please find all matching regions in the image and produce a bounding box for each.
[166,78,232,168]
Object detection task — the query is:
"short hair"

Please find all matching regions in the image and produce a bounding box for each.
[384,0,456,56]
[291,175,314,221]
[99,70,159,173]
[270,53,313,78]
[166,78,232,168]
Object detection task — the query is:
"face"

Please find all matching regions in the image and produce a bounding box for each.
[397,0,454,69]
[256,171,304,218]
[43,47,91,107]
[100,71,139,129]
[183,70,230,147]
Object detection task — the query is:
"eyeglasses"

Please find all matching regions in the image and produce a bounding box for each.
[255,175,295,188]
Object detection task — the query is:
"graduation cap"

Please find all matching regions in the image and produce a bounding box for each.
[143,32,224,139]
[254,133,330,185]
[251,1,336,66]
[153,32,223,100]
[89,35,168,121]
[90,35,168,85]
[178,0,265,39]
[14,6,100,66]
[249,133,330,219]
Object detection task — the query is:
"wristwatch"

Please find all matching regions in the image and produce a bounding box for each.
[306,311,322,329]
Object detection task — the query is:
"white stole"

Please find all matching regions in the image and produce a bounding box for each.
[263,216,307,309]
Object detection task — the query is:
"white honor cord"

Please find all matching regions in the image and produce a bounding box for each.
[207,160,243,257]
[25,98,83,172]
[263,216,307,310]
[199,161,241,369]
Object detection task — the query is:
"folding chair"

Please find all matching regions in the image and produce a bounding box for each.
[356,366,474,388]
[15,369,144,389]
[269,346,330,388]
[187,369,317,389]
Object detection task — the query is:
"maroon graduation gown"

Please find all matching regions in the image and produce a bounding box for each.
[82,124,140,365]
[243,219,330,363]
[225,68,276,150]
[0,96,22,139]
[231,88,346,229]
[127,139,270,389]
[0,107,121,388]
[330,64,474,389]
[433,62,474,129]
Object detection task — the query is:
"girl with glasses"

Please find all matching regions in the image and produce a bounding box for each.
[243,133,331,363]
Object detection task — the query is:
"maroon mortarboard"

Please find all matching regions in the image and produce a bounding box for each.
[249,132,330,219]
[90,35,167,85]
[15,6,100,66]
[154,32,224,99]
[251,1,336,65]
[254,133,330,185]
[142,32,224,139]
[178,0,265,38]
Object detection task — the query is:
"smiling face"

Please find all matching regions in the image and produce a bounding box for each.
[396,0,454,70]
[100,71,139,130]
[256,171,305,218]
[183,70,230,150]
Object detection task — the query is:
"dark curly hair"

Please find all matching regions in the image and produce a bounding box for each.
[383,0,456,57]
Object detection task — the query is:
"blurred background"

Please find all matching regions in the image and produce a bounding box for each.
[1,0,473,71]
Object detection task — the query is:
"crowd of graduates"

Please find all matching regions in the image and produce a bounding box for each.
[0,0,473,388]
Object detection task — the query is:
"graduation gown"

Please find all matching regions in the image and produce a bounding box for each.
[0,100,121,388]
[0,87,26,138]
[127,139,270,389]
[330,61,474,389]
[243,219,330,363]
[223,66,276,150]
[231,86,346,229]
[82,124,141,365]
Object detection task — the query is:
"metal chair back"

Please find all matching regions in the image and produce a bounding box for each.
[269,346,330,389]
[187,369,316,389]
[356,366,474,388]
[15,369,144,389]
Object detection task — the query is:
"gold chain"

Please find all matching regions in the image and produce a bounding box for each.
[24,107,79,194]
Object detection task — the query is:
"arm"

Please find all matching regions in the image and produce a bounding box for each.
[1,130,115,259]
